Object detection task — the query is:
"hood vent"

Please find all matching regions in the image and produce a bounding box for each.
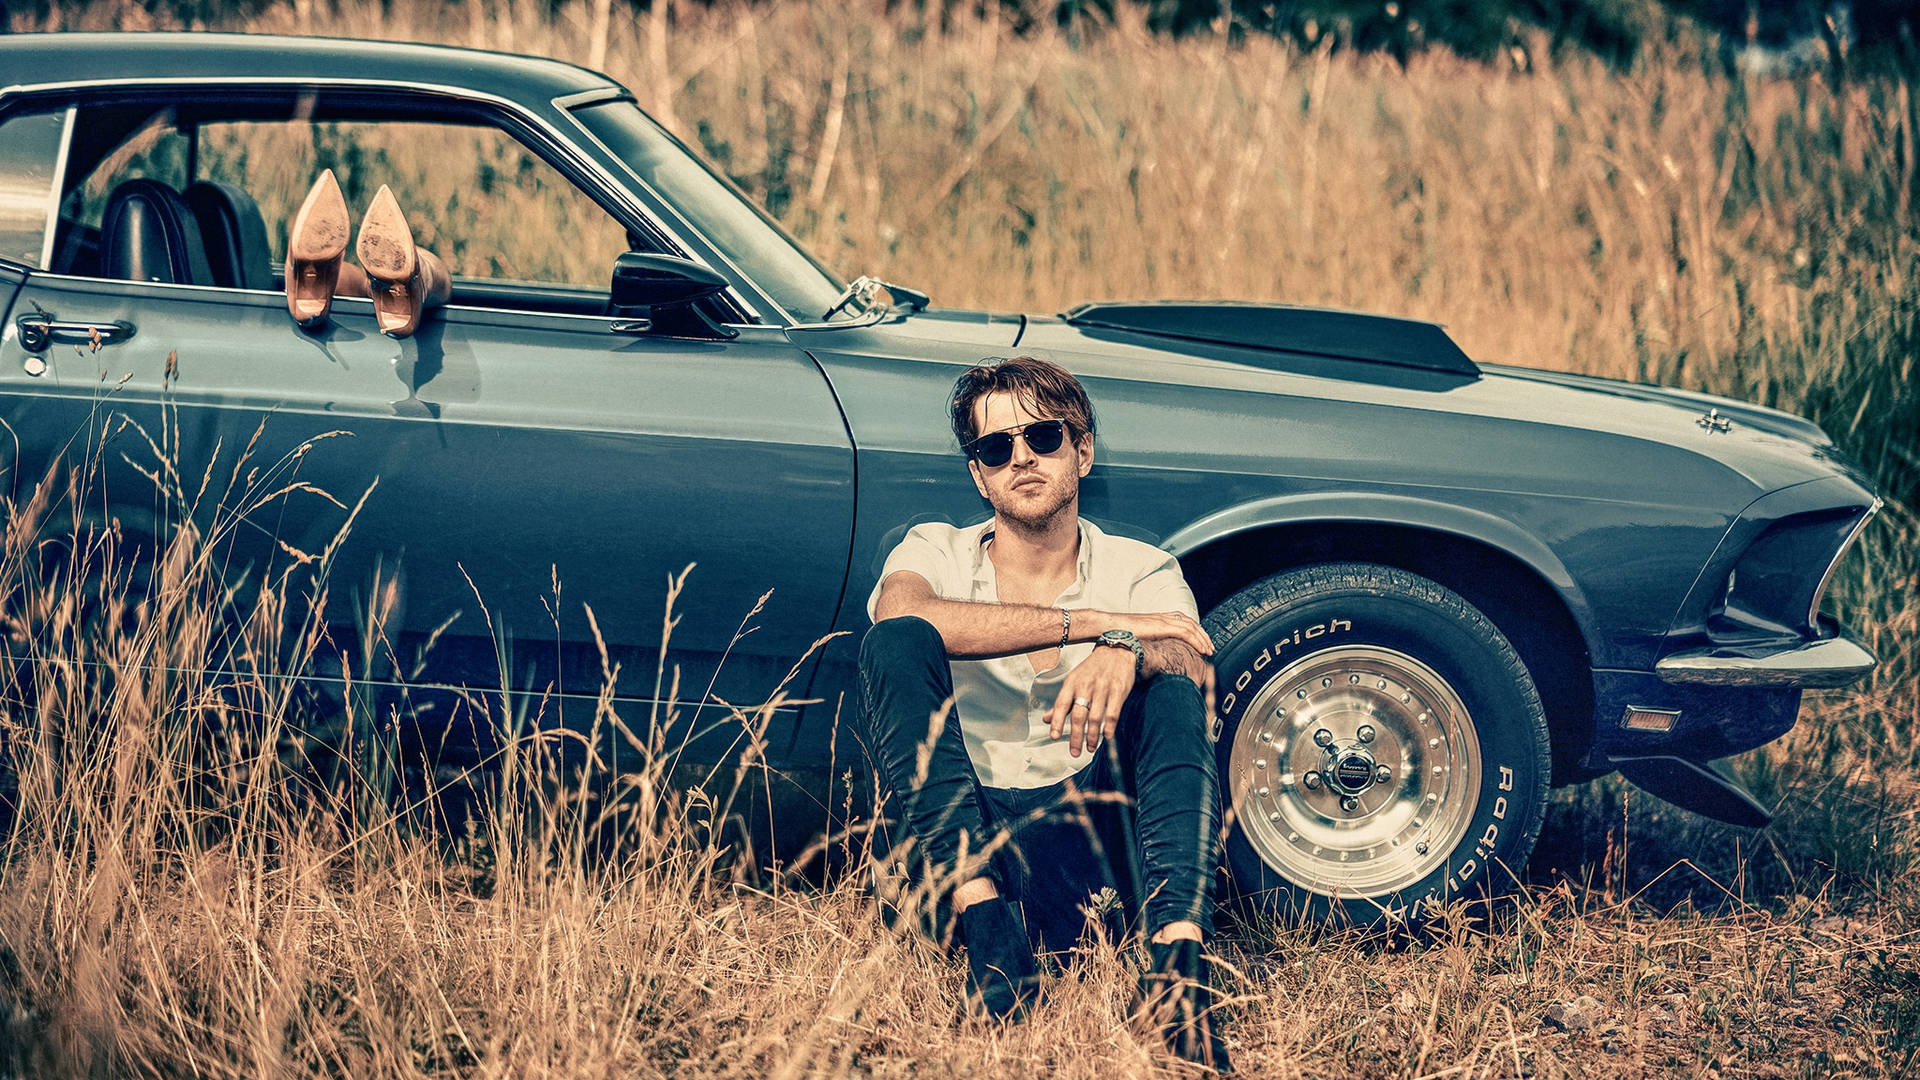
[1062,301,1479,377]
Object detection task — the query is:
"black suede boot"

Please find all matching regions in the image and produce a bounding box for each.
[958,897,1040,1021]
[1139,939,1232,1072]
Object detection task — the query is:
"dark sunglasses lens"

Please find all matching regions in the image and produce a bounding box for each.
[1025,420,1067,455]
[972,432,1015,467]
[971,421,1068,466]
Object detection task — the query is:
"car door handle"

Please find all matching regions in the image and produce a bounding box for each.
[15,313,137,354]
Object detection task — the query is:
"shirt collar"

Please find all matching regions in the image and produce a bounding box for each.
[973,518,1095,584]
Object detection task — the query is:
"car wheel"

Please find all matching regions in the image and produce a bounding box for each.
[1203,562,1551,926]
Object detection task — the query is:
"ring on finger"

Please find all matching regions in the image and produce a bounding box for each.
[1073,697,1091,709]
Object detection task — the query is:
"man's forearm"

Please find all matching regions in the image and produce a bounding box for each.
[882,595,1119,659]
[874,572,1211,660]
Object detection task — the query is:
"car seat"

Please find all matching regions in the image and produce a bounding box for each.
[99,178,214,285]
[185,180,273,290]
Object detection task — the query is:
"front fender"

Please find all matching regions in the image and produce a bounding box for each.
[1162,490,1600,659]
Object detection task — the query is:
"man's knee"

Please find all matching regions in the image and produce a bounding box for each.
[861,616,948,671]
[1133,672,1212,754]
[1142,672,1205,719]
[859,618,952,727]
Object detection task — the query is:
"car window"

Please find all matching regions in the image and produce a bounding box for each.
[0,105,72,266]
[196,118,629,289]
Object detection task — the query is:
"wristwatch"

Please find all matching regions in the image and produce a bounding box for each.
[1096,628,1145,677]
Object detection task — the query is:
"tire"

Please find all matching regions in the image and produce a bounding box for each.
[1203,562,1551,927]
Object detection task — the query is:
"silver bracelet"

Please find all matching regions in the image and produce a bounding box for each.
[1059,608,1071,651]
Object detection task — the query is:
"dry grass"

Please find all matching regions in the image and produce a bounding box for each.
[5,1,1920,1077]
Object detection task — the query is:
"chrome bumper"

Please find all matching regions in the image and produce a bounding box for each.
[1655,632,1877,689]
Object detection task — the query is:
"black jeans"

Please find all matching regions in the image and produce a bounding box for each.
[857,616,1221,950]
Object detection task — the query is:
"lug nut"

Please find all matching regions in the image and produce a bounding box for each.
[1375,764,1393,784]
[1302,771,1323,790]
[1356,724,1376,743]
[1313,728,1334,747]
[1340,796,1360,812]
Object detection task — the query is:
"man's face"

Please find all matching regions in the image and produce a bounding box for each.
[968,390,1094,532]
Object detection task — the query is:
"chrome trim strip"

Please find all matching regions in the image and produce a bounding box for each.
[1656,633,1878,689]
[0,75,772,322]
[16,266,656,325]
[17,270,263,298]
[1808,497,1882,629]
[786,304,890,332]
[38,105,75,268]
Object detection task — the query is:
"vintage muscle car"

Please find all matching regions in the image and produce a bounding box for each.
[0,33,1881,924]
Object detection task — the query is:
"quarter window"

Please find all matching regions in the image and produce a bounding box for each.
[0,105,72,266]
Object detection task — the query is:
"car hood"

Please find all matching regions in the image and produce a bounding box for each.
[1005,311,1870,498]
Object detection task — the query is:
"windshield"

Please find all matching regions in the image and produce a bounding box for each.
[571,100,846,322]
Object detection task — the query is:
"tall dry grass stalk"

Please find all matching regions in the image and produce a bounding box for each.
[4,2,1919,1075]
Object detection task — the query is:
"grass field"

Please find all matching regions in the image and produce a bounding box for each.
[3,1,1918,1076]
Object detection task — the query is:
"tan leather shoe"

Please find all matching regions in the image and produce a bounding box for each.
[285,169,349,329]
[355,184,449,338]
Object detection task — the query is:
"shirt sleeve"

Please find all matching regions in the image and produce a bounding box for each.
[1131,549,1201,621]
[866,524,956,622]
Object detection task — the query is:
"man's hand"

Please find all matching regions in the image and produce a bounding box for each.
[1100,610,1214,658]
[1047,645,1136,757]
[1139,638,1219,734]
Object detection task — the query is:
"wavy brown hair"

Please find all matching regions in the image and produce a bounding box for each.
[948,355,1096,452]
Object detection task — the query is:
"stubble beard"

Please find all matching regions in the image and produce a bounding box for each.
[990,474,1078,537]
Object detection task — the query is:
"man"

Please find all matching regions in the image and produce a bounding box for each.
[860,355,1230,1069]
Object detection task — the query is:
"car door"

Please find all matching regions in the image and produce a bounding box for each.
[0,91,854,750]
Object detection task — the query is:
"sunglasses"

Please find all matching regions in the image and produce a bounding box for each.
[965,419,1071,467]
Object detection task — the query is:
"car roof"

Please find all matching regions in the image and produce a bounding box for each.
[0,32,620,106]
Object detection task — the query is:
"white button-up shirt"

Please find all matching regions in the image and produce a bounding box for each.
[866,518,1200,789]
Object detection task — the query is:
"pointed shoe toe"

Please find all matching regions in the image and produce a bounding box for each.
[355,185,425,337]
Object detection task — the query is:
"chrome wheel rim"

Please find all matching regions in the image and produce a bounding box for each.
[1228,645,1481,898]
